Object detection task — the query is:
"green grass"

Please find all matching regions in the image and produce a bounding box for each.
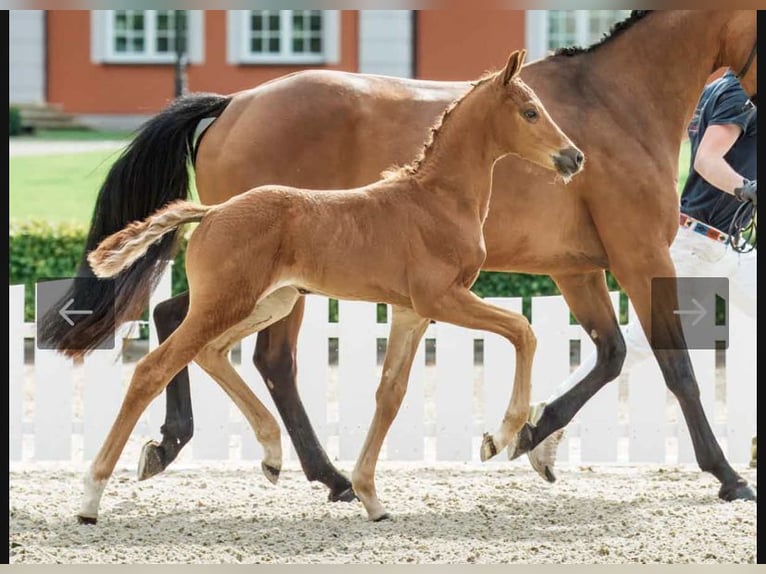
[677,139,691,194]
[10,150,122,224]
[9,140,692,226]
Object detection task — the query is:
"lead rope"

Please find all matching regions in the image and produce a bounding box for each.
[727,201,756,254]
[735,41,758,81]
[728,41,758,254]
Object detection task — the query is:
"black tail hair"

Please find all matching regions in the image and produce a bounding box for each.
[37,93,232,357]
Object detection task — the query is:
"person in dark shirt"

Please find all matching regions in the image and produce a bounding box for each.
[681,69,757,230]
[523,70,757,480]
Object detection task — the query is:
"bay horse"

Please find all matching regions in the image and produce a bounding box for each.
[78,50,583,523]
[42,11,757,505]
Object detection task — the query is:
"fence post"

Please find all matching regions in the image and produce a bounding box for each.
[34,283,73,460]
[337,300,378,461]
[82,344,124,461]
[9,285,25,461]
[434,321,474,461]
[295,296,331,455]
[145,263,173,442]
[726,304,756,465]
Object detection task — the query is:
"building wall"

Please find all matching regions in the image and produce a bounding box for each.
[358,11,412,77]
[9,10,46,104]
[415,10,526,80]
[46,10,359,115]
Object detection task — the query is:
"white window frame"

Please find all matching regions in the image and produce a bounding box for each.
[525,10,631,62]
[227,10,340,65]
[91,10,204,65]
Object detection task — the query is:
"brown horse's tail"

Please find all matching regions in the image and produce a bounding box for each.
[88,201,211,279]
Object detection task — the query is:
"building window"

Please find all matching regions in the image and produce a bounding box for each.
[228,10,340,65]
[91,10,204,65]
[526,10,632,62]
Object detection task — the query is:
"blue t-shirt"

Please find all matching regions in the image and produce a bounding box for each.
[680,70,757,232]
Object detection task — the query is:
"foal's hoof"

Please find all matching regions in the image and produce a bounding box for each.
[328,485,357,503]
[137,440,164,482]
[77,514,98,525]
[480,432,498,462]
[261,462,281,485]
[373,512,392,522]
[719,480,757,502]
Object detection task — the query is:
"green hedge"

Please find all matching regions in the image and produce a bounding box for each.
[10,221,191,322]
[9,107,23,136]
[9,221,626,325]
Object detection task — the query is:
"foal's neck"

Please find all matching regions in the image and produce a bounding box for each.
[411,86,502,222]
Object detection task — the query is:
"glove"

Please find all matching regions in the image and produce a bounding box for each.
[734,179,757,207]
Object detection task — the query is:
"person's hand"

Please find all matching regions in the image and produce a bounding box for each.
[734,179,757,207]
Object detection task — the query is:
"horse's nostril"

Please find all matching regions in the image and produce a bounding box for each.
[575,151,584,166]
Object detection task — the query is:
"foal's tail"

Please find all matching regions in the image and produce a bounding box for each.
[88,201,212,279]
[37,92,231,358]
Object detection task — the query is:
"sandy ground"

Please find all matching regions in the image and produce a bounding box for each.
[9,461,757,564]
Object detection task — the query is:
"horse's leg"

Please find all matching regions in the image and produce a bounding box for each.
[196,345,283,483]
[510,272,626,476]
[415,288,535,459]
[78,313,228,524]
[609,252,755,501]
[352,306,429,521]
[253,297,355,502]
[137,292,195,481]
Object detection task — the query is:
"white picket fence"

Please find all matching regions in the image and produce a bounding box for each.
[8,269,757,466]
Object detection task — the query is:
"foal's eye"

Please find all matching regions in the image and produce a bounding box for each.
[523,109,538,121]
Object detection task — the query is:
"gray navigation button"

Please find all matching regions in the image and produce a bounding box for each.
[651,277,728,350]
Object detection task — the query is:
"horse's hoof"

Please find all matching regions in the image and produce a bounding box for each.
[480,432,498,462]
[137,440,164,482]
[527,428,565,484]
[508,423,535,461]
[261,462,281,485]
[328,485,357,503]
[373,512,392,522]
[719,480,757,502]
[77,514,97,525]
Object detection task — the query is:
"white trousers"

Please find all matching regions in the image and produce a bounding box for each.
[548,224,757,401]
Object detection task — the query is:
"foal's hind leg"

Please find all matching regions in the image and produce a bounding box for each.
[195,345,283,481]
[254,297,355,502]
[352,306,430,521]
[193,286,304,481]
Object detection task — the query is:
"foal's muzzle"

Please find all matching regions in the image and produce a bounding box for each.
[553,147,584,177]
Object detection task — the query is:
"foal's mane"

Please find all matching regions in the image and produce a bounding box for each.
[553,10,654,58]
[381,70,499,181]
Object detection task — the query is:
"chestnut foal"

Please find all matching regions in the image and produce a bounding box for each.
[81,50,583,523]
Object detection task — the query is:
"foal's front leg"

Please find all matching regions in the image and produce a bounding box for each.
[352,306,430,521]
[415,287,535,459]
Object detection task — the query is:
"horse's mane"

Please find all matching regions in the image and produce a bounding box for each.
[382,70,498,181]
[552,10,654,58]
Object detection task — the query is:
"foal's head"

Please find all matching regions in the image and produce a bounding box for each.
[488,50,584,179]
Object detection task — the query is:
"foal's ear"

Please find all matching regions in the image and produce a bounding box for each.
[502,49,526,85]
